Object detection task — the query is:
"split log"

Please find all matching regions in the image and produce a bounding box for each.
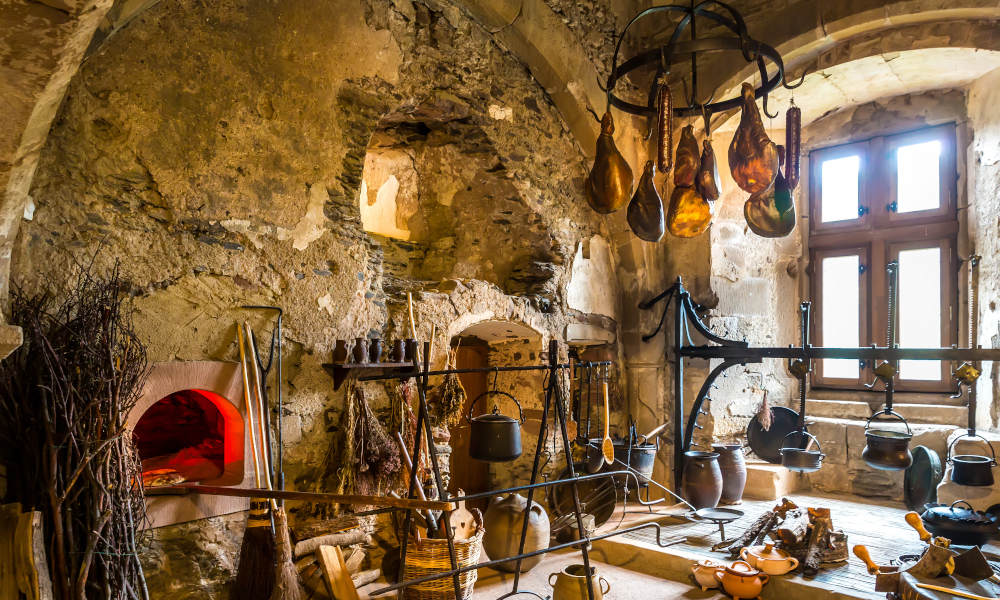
[15,510,52,600]
[295,554,317,572]
[345,547,366,574]
[774,498,798,516]
[300,563,331,600]
[296,516,365,541]
[777,508,810,546]
[294,530,370,559]
[726,510,775,556]
[318,546,361,600]
[804,508,833,575]
[753,514,779,546]
[819,530,848,563]
[712,538,739,551]
[352,569,381,588]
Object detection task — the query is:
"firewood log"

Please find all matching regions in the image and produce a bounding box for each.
[345,547,366,574]
[726,510,775,556]
[295,554,317,572]
[294,530,369,559]
[777,508,810,545]
[805,508,833,575]
[300,563,332,600]
[752,514,779,546]
[295,516,365,541]
[352,569,380,588]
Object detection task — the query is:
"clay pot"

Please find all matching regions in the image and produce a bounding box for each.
[712,444,747,504]
[682,451,723,510]
[483,493,549,573]
[353,338,368,364]
[392,340,407,363]
[691,558,723,591]
[713,560,769,600]
[740,542,799,575]
[333,340,349,363]
[368,338,383,363]
[549,564,610,600]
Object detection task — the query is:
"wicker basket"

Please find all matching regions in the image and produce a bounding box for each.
[401,511,485,600]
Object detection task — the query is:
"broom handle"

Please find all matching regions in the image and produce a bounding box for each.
[169,485,456,511]
[237,328,264,490]
[246,324,274,486]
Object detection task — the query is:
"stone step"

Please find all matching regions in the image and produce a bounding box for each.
[743,462,797,501]
[806,399,967,427]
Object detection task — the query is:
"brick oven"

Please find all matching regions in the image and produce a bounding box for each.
[130,361,256,528]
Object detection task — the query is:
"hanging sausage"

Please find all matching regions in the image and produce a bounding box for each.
[673,125,701,188]
[785,104,801,190]
[656,83,673,174]
[696,140,721,202]
[585,111,634,214]
[744,145,795,238]
[627,161,665,242]
[729,82,779,194]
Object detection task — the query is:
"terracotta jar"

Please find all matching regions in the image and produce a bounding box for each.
[352,337,368,364]
[483,493,549,572]
[332,340,349,363]
[691,558,723,591]
[682,451,723,509]
[549,564,610,600]
[713,560,769,600]
[713,443,747,504]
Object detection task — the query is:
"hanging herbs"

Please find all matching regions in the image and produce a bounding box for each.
[431,348,467,427]
[352,384,401,499]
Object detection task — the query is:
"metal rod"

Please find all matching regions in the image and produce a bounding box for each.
[679,346,1000,361]
[674,278,685,493]
[369,520,686,595]
[356,362,586,381]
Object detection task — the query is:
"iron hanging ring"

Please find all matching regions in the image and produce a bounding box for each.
[865,409,912,436]
[465,389,525,424]
[947,433,997,466]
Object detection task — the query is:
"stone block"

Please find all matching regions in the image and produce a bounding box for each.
[809,417,849,465]
[0,325,22,360]
[743,463,796,501]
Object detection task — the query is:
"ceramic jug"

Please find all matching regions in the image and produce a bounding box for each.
[483,492,549,572]
[549,564,610,600]
[713,443,747,504]
[352,337,368,364]
[333,340,349,363]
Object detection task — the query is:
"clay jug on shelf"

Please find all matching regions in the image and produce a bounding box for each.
[483,492,550,573]
[682,450,723,509]
[712,444,747,504]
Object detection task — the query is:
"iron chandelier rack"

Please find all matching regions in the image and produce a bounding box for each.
[602,0,805,125]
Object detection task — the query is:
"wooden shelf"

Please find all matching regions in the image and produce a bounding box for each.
[322,362,415,390]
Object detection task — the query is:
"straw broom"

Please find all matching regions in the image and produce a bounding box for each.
[245,323,303,600]
[230,326,277,600]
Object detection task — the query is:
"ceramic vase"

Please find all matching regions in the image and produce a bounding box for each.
[483,493,549,572]
[368,338,383,363]
[392,340,407,363]
[353,337,368,364]
[549,565,610,600]
[333,340,349,363]
[681,451,723,509]
[712,443,747,504]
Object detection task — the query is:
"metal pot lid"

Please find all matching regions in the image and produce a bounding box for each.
[923,501,998,526]
[867,429,913,441]
[904,446,943,512]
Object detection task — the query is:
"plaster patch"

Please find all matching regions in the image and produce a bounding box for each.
[567,235,620,320]
[317,293,335,315]
[281,184,330,251]
[488,105,513,121]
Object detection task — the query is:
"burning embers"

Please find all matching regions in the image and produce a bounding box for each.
[133,389,236,487]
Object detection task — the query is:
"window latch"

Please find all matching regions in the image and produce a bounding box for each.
[886,201,898,213]
[859,263,867,275]
[858,205,870,217]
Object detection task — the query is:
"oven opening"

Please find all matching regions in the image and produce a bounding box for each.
[133,389,242,488]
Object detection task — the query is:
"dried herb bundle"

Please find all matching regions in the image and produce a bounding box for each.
[352,385,400,497]
[431,349,466,427]
[0,261,149,600]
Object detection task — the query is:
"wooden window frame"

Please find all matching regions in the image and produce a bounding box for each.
[809,124,958,394]
[811,246,870,389]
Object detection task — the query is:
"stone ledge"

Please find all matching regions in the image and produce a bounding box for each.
[0,325,22,360]
[807,398,968,426]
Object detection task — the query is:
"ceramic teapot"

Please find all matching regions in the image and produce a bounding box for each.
[691,558,723,591]
[714,560,769,600]
[740,542,799,575]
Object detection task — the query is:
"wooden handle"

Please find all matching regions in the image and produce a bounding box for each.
[602,382,610,440]
[905,512,932,542]
[394,433,428,502]
[916,584,991,600]
[407,293,417,340]
[853,545,880,575]
[165,484,455,512]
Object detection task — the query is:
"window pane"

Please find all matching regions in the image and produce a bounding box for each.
[821,155,860,223]
[822,255,860,379]
[896,141,940,213]
[897,248,942,380]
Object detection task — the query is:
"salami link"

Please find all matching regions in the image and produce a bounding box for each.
[785,105,801,190]
[657,83,673,174]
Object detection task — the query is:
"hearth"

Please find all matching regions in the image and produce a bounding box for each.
[130,361,255,528]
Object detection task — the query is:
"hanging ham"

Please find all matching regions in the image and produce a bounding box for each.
[674,125,701,188]
[627,161,665,242]
[744,146,795,237]
[667,186,712,238]
[729,82,779,194]
[585,111,633,214]
[696,140,721,202]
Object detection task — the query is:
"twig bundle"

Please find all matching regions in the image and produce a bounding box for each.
[0,261,150,600]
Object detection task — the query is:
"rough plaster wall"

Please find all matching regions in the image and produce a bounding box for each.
[967,66,1000,432]
[7,0,628,595]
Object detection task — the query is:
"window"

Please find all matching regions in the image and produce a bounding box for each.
[809,125,958,392]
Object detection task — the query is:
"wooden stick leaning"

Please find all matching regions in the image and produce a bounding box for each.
[246,323,278,511]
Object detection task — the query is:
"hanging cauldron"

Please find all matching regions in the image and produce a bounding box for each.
[947,433,997,487]
[466,390,524,463]
[863,411,913,471]
[780,430,824,473]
